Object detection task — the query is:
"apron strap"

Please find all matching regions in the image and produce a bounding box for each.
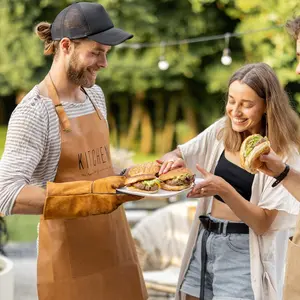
[200,229,210,299]
[44,75,72,132]
[81,87,103,121]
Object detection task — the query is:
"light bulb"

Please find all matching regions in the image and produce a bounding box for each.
[221,48,232,66]
[158,59,169,70]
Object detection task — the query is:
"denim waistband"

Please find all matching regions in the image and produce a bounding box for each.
[201,214,249,235]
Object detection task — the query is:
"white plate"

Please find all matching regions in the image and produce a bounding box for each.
[117,178,203,198]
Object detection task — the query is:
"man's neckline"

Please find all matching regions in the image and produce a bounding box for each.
[35,84,88,104]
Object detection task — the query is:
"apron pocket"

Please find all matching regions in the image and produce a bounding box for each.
[283,239,300,300]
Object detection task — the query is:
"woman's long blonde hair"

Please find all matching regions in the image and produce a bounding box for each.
[219,63,300,157]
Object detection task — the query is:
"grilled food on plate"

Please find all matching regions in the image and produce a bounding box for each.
[125,174,160,194]
[159,168,195,191]
[127,161,160,177]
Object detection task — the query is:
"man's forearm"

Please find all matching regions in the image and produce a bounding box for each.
[282,168,300,201]
[11,185,46,215]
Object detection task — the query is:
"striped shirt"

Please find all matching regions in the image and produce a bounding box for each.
[0,84,107,215]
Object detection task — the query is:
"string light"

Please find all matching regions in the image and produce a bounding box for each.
[117,25,283,49]
[158,42,169,71]
[158,60,169,70]
[221,33,232,65]
[115,25,283,69]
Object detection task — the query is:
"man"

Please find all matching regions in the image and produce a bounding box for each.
[258,16,300,300]
[0,2,147,300]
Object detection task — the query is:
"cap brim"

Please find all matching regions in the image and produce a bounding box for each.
[87,27,133,46]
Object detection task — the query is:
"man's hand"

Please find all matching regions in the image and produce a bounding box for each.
[93,176,142,202]
[258,149,285,178]
[43,176,143,219]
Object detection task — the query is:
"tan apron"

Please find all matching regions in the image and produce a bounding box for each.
[283,214,300,300]
[37,76,147,300]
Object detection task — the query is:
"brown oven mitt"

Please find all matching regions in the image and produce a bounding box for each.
[43,176,143,220]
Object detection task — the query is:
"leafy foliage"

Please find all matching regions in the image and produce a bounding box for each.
[0,0,299,153]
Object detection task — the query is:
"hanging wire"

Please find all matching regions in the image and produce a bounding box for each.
[224,32,231,48]
[117,24,284,49]
[159,41,166,58]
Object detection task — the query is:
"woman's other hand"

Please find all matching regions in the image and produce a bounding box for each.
[157,158,186,175]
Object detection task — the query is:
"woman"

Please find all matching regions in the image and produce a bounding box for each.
[159,63,300,300]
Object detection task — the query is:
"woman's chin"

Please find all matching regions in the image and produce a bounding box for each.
[231,124,247,132]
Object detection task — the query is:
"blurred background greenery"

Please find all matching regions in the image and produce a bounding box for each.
[1,0,300,241]
[1,0,300,154]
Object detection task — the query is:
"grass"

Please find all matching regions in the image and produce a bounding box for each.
[0,126,161,242]
[5,215,40,242]
[0,126,7,155]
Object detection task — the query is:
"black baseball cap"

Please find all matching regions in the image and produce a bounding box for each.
[51,2,133,46]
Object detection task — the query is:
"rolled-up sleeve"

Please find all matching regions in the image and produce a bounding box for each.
[0,98,48,215]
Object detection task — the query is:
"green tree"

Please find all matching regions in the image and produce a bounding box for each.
[1,0,299,154]
[228,0,300,84]
[96,0,239,152]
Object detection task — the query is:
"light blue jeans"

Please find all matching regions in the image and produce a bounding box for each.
[181,216,254,300]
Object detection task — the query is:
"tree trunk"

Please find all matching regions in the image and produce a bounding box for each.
[140,109,153,154]
[16,91,26,105]
[178,84,199,144]
[154,93,164,154]
[108,112,118,146]
[161,95,179,153]
[118,95,129,148]
[181,105,198,142]
[126,92,145,150]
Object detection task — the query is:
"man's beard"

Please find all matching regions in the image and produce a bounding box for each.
[66,52,96,88]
